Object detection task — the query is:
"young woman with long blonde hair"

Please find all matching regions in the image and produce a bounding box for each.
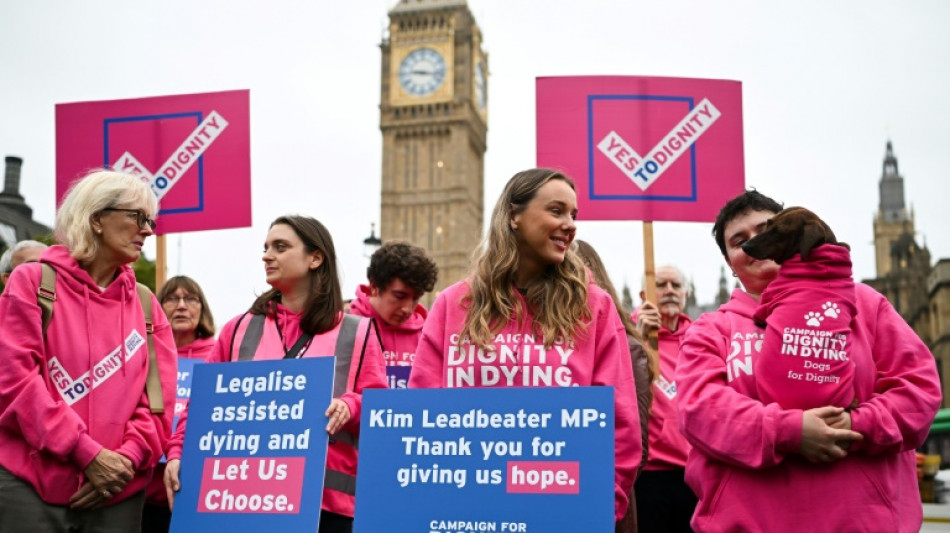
[409,168,641,524]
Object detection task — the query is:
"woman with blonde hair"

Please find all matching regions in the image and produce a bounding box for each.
[0,169,178,532]
[409,168,641,524]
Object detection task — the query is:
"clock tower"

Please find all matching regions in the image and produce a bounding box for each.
[380,0,488,300]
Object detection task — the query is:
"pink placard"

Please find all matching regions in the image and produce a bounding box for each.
[55,90,251,234]
[537,76,745,222]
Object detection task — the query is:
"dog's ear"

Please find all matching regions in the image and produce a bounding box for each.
[799,222,829,260]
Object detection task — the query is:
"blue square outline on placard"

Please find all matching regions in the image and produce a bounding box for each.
[103,111,206,214]
[586,94,698,203]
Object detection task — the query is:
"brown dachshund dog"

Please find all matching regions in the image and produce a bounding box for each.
[742,206,849,264]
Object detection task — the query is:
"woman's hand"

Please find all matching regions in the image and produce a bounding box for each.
[164,458,182,510]
[325,399,351,436]
[800,406,862,463]
[83,449,133,495]
[69,449,133,509]
[69,481,112,510]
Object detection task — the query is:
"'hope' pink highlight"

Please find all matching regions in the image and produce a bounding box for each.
[506,461,580,494]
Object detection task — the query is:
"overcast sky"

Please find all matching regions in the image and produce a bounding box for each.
[2,0,948,324]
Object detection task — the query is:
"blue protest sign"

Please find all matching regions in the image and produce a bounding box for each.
[174,357,201,430]
[354,387,614,532]
[170,357,334,532]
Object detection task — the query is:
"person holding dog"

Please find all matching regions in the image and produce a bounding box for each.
[675,189,941,532]
[632,264,698,532]
[742,207,857,412]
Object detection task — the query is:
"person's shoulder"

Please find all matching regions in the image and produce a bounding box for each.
[432,280,471,305]
[585,283,614,308]
[219,311,258,335]
[2,260,42,297]
[855,282,886,305]
[686,306,733,335]
[440,279,470,296]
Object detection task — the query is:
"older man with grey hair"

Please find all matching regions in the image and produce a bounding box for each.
[0,240,48,287]
[633,263,697,532]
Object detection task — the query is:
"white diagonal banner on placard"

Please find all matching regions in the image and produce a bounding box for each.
[597,98,720,191]
[112,110,228,200]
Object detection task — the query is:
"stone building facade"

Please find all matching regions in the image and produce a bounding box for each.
[0,156,52,252]
[379,0,488,303]
[862,142,950,407]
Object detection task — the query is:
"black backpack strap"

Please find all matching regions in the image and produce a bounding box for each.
[136,283,164,414]
[38,263,56,337]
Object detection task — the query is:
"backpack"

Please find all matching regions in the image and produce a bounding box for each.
[37,263,165,414]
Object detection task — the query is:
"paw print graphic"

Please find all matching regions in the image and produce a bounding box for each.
[822,302,840,319]
[804,311,824,327]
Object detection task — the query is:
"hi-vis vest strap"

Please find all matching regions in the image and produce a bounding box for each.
[37,263,165,414]
[235,313,367,496]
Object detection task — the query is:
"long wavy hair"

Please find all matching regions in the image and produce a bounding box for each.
[249,215,343,335]
[461,168,590,350]
[574,239,659,384]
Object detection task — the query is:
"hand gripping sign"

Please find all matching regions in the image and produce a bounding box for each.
[537,76,744,223]
[56,90,251,234]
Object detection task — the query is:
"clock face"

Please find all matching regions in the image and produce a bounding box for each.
[398,48,447,96]
[474,61,486,110]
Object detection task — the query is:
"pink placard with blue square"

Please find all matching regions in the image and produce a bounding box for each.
[537,76,745,222]
[56,90,251,234]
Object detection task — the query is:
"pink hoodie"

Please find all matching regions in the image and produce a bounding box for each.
[676,285,941,532]
[631,310,693,470]
[753,244,857,410]
[349,284,428,389]
[409,280,641,521]
[0,245,178,505]
[167,305,388,518]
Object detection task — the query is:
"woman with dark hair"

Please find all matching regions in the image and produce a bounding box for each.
[0,169,178,532]
[409,168,641,524]
[142,276,216,532]
[574,239,656,533]
[164,215,387,533]
[573,240,656,464]
[675,190,941,532]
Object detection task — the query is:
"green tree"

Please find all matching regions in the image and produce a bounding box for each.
[133,253,157,293]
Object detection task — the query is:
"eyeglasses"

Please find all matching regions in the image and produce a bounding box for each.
[162,295,201,307]
[102,208,157,231]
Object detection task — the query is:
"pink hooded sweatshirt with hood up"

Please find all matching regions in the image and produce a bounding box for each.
[753,243,857,410]
[409,280,642,521]
[676,284,941,533]
[349,283,428,389]
[0,245,178,505]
